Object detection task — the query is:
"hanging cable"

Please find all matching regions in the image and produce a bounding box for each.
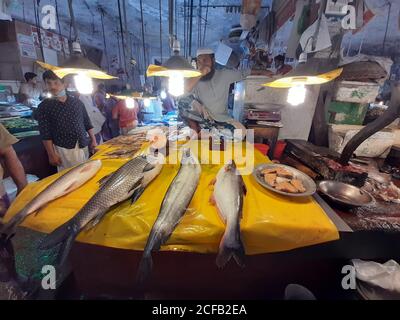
[183,0,187,57]
[139,0,147,78]
[169,0,174,40]
[159,0,163,62]
[116,30,122,74]
[382,1,391,55]
[54,0,65,58]
[175,0,178,38]
[117,0,127,78]
[67,0,79,42]
[188,0,194,57]
[22,0,25,22]
[202,0,210,46]
[122,0,131,82]
[197,0,199,48]
[99,7,109,72]
[34,0,45,61]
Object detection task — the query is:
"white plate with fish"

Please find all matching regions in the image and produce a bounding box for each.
[253,163,316,197]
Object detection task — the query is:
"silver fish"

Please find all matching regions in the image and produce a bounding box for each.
[212,161,246,268]
[137,149,201,284]
[0,160,102,240]
[39,156,159,266]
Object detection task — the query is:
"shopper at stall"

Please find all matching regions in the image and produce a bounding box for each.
[19,72,43,107]
[93,83,107,112]
[36,70,97,172]
[79,93,106,147]
[0,124,27,217]
[112,98,138,135]
[274,54,293,75]
[161,92,176,114]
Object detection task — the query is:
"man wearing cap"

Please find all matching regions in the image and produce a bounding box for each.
[184,48,272,133]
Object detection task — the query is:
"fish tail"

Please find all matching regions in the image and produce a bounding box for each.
[0,209,28,240]
[39,223,77,267]
[136,252,153,286]
[216,232,245,269]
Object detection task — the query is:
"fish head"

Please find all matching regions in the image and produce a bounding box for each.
[180,148,199,166]
[225,160,237,172]
[147,128,167,150]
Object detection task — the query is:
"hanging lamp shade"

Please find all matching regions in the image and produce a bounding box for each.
[263,56,343,88]
[147,39,201,78]
[37,42,116,80]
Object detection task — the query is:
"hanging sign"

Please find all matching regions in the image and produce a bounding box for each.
[17,33,37,59]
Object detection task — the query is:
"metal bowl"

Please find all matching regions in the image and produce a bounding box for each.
[253,163,316,197]
[317,180,374,207]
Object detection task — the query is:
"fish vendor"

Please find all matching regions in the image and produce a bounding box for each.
[182,48,273,136]
[36,71,98,172]
[18,72,43,108]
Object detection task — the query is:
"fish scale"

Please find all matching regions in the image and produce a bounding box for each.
[69,156,149,227]
[136,150,201,284]
[39,156,151,267]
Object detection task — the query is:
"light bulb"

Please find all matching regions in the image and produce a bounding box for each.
[168,71,184,97]
[287,85,306,106]
[74,73,93,94]
[144,98,151,107]
[125,97,135,109]
[160,90,167,100]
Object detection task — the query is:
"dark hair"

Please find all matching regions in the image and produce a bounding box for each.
[274,55,285,62]
[24,72,37,82]
[42,70,63,82]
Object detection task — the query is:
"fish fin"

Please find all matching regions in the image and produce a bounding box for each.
[97,173,112,187]
[55,233,76,267]
[136,253,153,286]
[209,194,216,206]
[128,178,144,195]
[33,209,42,217]
[143,163,155,172]
[216,236,245,269]
[131,186,145,205]
[83,209,109,232]
[39,223,78,267]
[0,209,28,240]
[209,178,216,186]
[242,179,247,196]
[39,223,73,250]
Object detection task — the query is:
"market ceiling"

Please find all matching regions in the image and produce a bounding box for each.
[11,1,270,71]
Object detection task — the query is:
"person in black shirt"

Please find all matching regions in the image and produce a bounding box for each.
[36,71,97,171]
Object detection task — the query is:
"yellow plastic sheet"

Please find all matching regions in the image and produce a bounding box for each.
[36,61,117,80]
[4,141,339,255]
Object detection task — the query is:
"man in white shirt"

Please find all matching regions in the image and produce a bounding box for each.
[79,94,106,146]
[183,48,272,136]
[19,72,43,107]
